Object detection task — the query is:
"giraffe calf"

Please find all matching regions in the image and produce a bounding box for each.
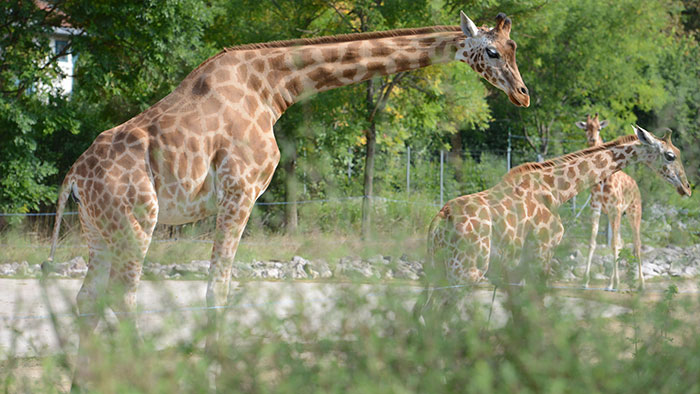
[576,114,644,290]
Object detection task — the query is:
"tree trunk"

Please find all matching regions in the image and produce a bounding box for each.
[361,121,376,239]
[361,77,379,239]
[450,132,464,181]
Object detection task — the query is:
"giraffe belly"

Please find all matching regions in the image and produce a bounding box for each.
[155,170,218,225]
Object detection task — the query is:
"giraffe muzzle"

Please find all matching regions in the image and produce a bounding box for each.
[677,183,692,197]
[508,87,530,107]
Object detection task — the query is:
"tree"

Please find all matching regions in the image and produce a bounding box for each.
[0,1,77,212]
[0,0,213,213]
[490,0,679,159]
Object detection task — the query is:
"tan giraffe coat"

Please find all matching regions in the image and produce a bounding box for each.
[45,12,530,377]
[427,126,691,285]
[575,114,644,289]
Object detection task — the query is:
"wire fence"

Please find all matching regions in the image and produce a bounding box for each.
[1,134,667,248]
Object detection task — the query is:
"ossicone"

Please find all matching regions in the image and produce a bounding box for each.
[494,13,512,37]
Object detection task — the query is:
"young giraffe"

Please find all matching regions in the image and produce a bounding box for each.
[427,126,691,286]
[45,11,529,367]
[575,114,644,290]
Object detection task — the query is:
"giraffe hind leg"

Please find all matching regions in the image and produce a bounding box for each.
[584,209,602,288]
[206,186,258,356]
[627,201,644,289]
[72,197,157,389]
[608,209,623,290]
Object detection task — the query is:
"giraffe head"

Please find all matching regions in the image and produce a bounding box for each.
[633,125,692,197]
[456,11,530,108]
[575,113,609,146]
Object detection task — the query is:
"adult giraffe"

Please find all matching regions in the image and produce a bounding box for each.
[45,11,529,363]
[427,126,691,286]
[575,114,644,290]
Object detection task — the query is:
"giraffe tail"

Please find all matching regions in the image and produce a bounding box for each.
[45,171,76,272]
[426,204,450,267]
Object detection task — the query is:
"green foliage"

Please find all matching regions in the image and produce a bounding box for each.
[490,0,694,159]
[0,0,213,213]
[1,0,699,236]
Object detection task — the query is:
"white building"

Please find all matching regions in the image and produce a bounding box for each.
[49,27,77,95]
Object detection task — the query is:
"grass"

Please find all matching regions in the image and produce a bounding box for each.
[3,278,700,393]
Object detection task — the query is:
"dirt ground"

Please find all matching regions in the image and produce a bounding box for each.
[0,278,647,357]
[1,277,693,391]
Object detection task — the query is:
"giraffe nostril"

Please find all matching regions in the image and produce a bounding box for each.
[519,86,528,95]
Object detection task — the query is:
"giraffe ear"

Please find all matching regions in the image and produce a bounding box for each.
[599,120,609,129]
[575,121,587,130]
[633,124,660,148]
[460,11,479,38]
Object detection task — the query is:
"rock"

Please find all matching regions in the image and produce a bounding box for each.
[641,264,661,278]
[289,256,332,279]
[289,256,309,279]
[306,259,332,279]
[0,263,15,276]
[681,266,698,278]
[593,272,608,281]
[335,257,379,279]
[561,270,577,281]
[568,250,583,262]
[143,264,167,279]
[231,262,253,279]
[13,261,30,276]
[181,260,210,275]
[368,255,391,266]
[250,260,285,280]
[51,256,88,278]
[393,258,422,280]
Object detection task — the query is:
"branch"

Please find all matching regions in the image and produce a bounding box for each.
[326,1,360,33]
[368,72,406,123]
[519,111,538,152]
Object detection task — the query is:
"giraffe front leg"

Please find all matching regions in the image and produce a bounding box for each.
[107,211,157,342]
[73,245,111,390]
[584,208,602,288]
[607,210,622,290]
[205,187,256,353]
[530,214,564,284]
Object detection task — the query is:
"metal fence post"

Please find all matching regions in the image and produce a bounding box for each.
[347,147,352,180]
[439,150,444,206]
[406,146,411,196]
[507,130,512,171]
[572,195,577,215]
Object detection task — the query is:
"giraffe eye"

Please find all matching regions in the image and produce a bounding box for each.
[664,151,676,162]
[485,47,499,59]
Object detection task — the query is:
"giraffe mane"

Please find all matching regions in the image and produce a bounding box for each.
[505,134,638,179]
[191,25,463,76]
[224,26,462,51]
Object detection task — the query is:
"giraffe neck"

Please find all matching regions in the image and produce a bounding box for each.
[587,134,604,147]
[507,136,648,207]
[217,28,465,118]
[549,136,647,205]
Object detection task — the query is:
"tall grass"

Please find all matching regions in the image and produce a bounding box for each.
[3,279,700,392]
